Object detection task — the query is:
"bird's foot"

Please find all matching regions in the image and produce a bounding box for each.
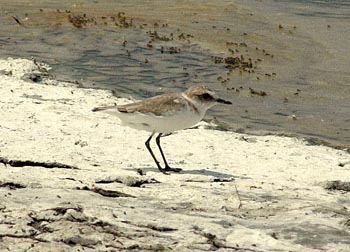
[155,163,182,174]
[163,166,182,173]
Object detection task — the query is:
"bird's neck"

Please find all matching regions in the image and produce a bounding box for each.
[181,93,211,117]
[181,93,200,114]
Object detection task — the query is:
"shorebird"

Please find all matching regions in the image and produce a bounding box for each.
[92,85,232,173]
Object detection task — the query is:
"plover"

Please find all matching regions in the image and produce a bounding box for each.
[92,85,232,173]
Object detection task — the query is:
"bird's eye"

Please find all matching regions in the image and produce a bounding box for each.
[201,93,213,100]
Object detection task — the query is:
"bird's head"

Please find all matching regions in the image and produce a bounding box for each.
[185,85,232,110]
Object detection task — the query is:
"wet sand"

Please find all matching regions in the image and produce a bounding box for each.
[1,58,350,251]
[0,0,349,148]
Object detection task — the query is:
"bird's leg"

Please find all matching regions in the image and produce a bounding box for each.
[145,132,163,172]
[156,133,182,172]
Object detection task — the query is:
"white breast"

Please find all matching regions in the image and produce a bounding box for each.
[104,106,205,134]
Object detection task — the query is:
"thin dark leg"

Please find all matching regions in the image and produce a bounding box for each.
[155,133,170,168]
[155,133,182,172]
[145,132,163,172]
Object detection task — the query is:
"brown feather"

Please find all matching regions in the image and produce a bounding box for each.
[116,93,187,116]
[91,85,225,116]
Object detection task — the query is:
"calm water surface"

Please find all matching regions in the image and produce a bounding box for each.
[0,0,349,148]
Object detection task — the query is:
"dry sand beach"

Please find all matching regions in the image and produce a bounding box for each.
[0,58,350,251]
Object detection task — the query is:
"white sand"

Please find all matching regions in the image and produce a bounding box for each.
[0,58,349,251]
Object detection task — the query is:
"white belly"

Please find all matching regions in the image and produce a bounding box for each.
[106,107,204,134]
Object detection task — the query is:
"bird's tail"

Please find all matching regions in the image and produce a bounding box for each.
[92,107,104,112]
[91,106,111,112]
[92,105,117,112]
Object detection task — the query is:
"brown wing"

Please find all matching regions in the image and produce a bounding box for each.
[117,93,186,116]
[92,92,187,116]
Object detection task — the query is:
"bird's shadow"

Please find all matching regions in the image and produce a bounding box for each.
[126,167,251,180]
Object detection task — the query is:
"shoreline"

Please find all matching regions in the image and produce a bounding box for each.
[1,0,349,148]
[1,58,350,251]
[203,119,350,154]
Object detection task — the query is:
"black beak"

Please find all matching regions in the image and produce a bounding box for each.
[216,98,232,104]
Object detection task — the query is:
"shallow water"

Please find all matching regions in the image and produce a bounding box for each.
[0,0,349,148]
